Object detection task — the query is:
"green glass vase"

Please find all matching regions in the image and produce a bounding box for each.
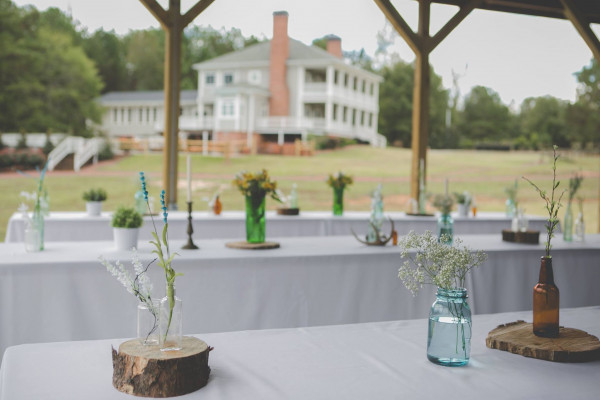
[333,187,344,216]
[246,193,266,243]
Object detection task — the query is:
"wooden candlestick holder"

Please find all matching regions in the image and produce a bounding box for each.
[182,201,198,250]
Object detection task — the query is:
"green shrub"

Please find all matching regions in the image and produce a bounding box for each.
[42,135,55,155]
[25,154,44,169]
[98,141,114,161]
[16,131,28,150]
[83,188,108,202]
[111,206,143,228]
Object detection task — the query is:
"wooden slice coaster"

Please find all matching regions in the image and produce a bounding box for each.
[502,230,540,244]
[486,320,600,362]
[225,241,280,250]
[277,208,300,216]
[112,336,211,397]
[405,212,434,217]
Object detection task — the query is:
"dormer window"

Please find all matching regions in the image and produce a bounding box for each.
[224,73,234,85]
[205,74,215,85]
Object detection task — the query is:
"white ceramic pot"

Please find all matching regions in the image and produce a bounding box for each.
[113,227,139,251]
[457,203,469,217]
[86,201,103,216]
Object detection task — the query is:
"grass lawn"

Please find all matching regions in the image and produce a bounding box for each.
[1,146,598,240]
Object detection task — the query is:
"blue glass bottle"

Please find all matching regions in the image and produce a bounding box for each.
[427,288,472,367]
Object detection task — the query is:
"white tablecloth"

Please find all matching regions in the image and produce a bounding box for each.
[0,234,598,357]
[1,307,598,400]
[4,211,551,242]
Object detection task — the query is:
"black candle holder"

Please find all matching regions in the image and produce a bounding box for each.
[182,201,199,250]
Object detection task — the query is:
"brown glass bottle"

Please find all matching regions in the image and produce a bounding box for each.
[533,256,559,337]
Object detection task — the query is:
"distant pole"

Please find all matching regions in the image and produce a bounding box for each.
[139,0,216,209]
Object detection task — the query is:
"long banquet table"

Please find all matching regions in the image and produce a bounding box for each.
[1,306,598,399]
[1,233,598,357]
[4,210,551,242]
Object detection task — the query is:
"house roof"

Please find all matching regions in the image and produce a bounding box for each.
[99,90,197,104]
[192,38,380,80]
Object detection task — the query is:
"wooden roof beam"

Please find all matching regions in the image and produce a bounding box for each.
[373,0,422,54]
[560,0,600,62]
[429,0,481,52]
[182,0,216,28]
[139,0,169,28]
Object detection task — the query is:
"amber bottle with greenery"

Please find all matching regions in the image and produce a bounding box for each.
[523,145,564,338]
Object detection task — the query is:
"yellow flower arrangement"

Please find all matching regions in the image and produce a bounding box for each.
[233,169,282,202]
[327,171,354,190]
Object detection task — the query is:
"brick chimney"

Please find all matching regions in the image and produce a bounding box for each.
[269,11,290,116]
[326,34,343,59]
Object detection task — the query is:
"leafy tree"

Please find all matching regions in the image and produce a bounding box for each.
[518,96,569,148]
[0,2,102,134]
[83,29,129,93]
[123,28,165,91]
[378,60,448,148]
[567,59,600,149]
[456,86,513,145]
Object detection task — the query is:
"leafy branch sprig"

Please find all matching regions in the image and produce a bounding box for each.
[522,145,565,258]
[567,173,583,203]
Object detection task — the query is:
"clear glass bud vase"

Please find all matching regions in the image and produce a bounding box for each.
[427,288,472,367]
[137,300,159,346]
[159,284,182,351]
[563,203,573,242]
[505,198,516,218]
[437,213,453,245]
[333,187,344,216]
[245,194,266,243]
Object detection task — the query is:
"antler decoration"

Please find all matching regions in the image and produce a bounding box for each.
[352,217,396,246]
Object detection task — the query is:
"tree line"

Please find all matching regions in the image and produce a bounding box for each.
[1,0,598,150]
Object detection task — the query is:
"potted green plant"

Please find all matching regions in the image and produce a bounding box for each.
[453,191,471,217]
[83,188,108,216]
[111,206,143,251]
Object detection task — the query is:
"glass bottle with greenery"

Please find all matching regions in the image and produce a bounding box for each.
[563,173,583,242]
[523,145,564,338]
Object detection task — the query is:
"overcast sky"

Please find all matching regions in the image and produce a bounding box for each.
[13,0,600,108]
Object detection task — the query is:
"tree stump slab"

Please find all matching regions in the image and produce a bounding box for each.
[225,241,280,250]
[112,336,211,397]
[501,230,540,244]
[277,208,300,216]
[486,320,600,362]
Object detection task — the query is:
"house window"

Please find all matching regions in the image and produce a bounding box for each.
[146,107,150,122]
[127,108,132,123]
[334,70,339,85]
[369,113,373,127]
[360,111,365,125]
[120,108,125,123]
[221,100,234,116]
[224,73,234,85]
[344,74,349,87]
[153,108,157,122]
[353,77,358,91]
[333,104,338,121]
[361,80,366,93]
[343,106,348,122]
[139,108,143,122]
[351,109,356,126]
[370,83,374,95]
[113,108,118,123]
[205,74,215,85]
[248,70,261,84]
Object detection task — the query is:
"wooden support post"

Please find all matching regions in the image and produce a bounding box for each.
[374,0,477,201]
[139,0,215,209]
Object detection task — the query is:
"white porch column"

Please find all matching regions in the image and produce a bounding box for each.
[247,94,255,149]
[202,131,208,156]
[325,66,335,131]
[277,130,284,146]
[296,67,305,118]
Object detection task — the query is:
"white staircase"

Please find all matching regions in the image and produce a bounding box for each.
[48,137,103,171]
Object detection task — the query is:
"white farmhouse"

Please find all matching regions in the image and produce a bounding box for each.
[98,11,385,153]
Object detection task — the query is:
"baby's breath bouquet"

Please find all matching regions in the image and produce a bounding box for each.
[398,231,487,294]
[431,194,454,215]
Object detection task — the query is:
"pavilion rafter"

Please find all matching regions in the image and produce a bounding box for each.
[560,0,600,62]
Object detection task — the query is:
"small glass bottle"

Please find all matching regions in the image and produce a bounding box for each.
[533,257,559,338]
[574,212,585,242]
[159,284,183,351]
[437,213,453,245]
[138,300,159,346]
[563,203,573,242]
[333,187,344,216]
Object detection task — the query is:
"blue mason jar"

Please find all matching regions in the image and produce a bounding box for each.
[427,288,472,367]
[437,213,453,245]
